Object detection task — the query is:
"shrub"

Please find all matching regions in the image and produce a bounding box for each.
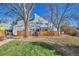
[67,31,76,36]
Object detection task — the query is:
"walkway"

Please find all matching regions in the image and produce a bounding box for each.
[0,39,13,46]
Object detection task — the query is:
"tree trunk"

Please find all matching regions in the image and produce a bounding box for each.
[24,14,30,38]
[57,27,61,35]
[22,3,34,38]
[24,18,29,37]
[22,4,29,38]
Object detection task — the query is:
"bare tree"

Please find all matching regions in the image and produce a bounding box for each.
[45,3,76,35]
[70,4,79,27]
[4,3,35,37]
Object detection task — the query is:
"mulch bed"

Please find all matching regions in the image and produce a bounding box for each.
[52,44,79,56]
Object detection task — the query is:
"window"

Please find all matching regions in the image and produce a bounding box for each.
[45,29,48,31]
[36,29,40,32]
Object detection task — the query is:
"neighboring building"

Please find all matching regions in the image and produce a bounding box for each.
[13,14,57,36]
[13,20,25,35]
[0,20,13,36]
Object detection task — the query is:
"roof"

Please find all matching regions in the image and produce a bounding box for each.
[29,14,48,24]
[34,14,48,23]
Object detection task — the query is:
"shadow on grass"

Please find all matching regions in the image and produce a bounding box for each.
[32,42,54,50]
[31,42,63,55]
[31,42,79,56]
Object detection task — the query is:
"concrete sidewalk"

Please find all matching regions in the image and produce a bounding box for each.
[0,39,13,46]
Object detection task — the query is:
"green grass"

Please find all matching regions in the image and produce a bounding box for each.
[0,40,62,56]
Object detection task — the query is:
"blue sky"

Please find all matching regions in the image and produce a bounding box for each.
[30,3,77,26]
[30,3,48,18]
[0,3,78,27]
[0,3,48,21]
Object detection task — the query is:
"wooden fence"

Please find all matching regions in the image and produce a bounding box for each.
[17,31,32,38]
[17,30,59,38]
[38,31,59,36]
[0,30,5,41]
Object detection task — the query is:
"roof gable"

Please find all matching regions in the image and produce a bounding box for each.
[33,14,48,23]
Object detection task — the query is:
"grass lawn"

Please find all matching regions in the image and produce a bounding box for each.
[0,40,62,56]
